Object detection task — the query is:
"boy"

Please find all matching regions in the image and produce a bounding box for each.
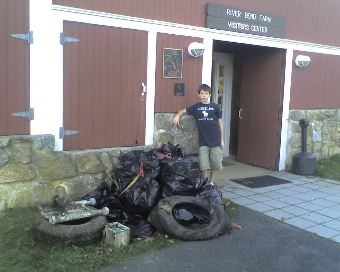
[173,84,225,187]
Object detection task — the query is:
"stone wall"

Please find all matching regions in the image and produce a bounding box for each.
[153,113,199,155]
[7,110,337,210]
[152,110,340,172]
[0,135,152,211]
[286,109,340,170]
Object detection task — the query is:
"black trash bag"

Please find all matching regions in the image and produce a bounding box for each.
[161,142,186,158]
[98,193,123,210]
[142,159,161,180]
[131,219,156,239]
[118,211,145,225]
[74,182,110,207]
[119,150,161,179]
[105,209,123,223]
[112,168,135,193]
[121,175,162,214]
[173,207,195,226]
[173,203,211,225]
[159,157,205,197]
[119,150,146,175]
[160,177,206,198]
[191,211,210,224]
[195,182,225,209]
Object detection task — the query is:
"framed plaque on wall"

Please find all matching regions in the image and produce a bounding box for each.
[163,48,183,78]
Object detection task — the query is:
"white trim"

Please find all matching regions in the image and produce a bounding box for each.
[52,5,340,56]
[30,0,64,150]
[279,49,294,170]
[202,37,213,85]
[145,31,157,145]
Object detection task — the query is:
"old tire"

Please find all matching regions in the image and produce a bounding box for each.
[34,215,107,246]
[149,195,231,241]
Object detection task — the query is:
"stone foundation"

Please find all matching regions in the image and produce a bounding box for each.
[0,135,152,210]
[286,109,340,170]
[6,109,337,210]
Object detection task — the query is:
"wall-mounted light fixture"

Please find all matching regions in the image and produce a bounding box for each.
[188,42,206,57]
[295,55,311,67]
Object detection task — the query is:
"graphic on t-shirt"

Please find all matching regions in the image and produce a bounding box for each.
[202,111,208,117]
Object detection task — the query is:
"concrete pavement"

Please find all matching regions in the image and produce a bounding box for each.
[100,207,340,272]
[99,159,340,272]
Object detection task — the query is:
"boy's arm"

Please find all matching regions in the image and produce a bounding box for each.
[173,109,187,125]
[218,118,225,149]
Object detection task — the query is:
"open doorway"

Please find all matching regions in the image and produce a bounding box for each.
[212,41,285,170]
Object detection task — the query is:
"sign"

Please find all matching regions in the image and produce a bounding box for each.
[163,48,183,78]
[206,3,286,38]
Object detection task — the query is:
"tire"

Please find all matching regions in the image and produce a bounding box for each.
[149,195,231,241]
[148,207,164,232]
[34,215,107,246]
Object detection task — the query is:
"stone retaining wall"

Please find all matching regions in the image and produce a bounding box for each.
[286,109,340,170]
[0,135,152,210]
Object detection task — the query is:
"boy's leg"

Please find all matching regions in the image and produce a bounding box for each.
[201,169,208,179]
[209,146,223,185]
[210,169,217,183]
[199,146,210,179]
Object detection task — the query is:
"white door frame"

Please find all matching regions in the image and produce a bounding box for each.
[212,52,234,157]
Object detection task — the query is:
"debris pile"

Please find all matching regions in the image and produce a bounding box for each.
[35,142,231,246]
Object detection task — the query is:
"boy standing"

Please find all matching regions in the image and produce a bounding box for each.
[173,84,225,187]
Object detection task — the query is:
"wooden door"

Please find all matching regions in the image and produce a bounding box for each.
[237,48,285,170]
[63,22,148,150]
[0,0,30,135]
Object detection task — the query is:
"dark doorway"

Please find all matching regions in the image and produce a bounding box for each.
[213,41,285,170]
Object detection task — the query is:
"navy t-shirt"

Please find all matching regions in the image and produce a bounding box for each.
[186,102,222,147]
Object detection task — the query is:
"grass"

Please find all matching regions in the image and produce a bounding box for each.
[315,154,340,181]
[0,199,237,272]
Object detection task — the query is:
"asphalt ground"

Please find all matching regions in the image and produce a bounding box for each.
[99,207,340,272]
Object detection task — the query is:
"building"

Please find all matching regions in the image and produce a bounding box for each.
[2,0,340,173]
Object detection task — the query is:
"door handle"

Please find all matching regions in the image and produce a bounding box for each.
[238,109,243,119]
[141,83,147,96]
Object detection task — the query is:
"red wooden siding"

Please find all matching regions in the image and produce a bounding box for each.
[63,22,148,150]
[290,51,340,110]
[0,0,30,136]
[54,0,340,47]
[155,33,203,112]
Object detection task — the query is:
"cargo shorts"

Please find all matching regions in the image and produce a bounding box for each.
[199,146,223,171]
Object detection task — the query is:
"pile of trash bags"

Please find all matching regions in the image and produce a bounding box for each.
[75,142,225,238]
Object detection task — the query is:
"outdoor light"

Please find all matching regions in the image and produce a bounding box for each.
[295,55,311,67]
[188,42,206,57]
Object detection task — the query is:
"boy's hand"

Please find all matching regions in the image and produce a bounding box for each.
[173,115,180,125]
[221,140,225,149]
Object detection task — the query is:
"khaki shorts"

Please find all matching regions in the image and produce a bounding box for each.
[199,146,223,171]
